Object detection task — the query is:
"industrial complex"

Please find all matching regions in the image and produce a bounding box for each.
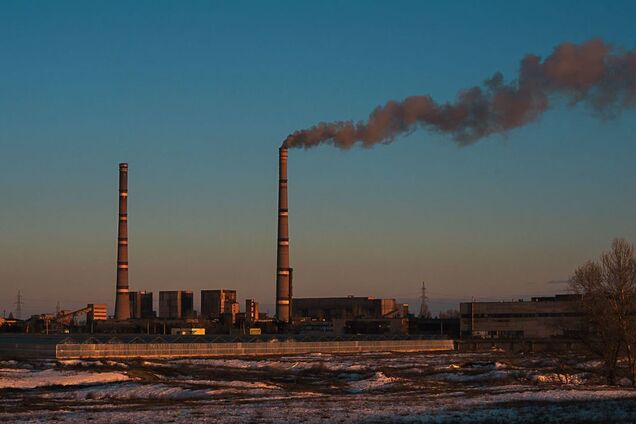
[0,149,591,358]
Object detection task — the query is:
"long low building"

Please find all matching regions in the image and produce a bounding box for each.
[291,296,409,335]
[292,296,407,320]
[460,294,582,339]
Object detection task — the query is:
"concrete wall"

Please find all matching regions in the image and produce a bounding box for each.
[56,339,454,359]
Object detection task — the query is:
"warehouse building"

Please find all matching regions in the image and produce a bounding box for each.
[460,294,582,339]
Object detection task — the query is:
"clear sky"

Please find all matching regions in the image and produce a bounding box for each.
[1,1,635,317]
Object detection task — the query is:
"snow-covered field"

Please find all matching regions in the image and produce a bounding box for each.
[1,352,635,423]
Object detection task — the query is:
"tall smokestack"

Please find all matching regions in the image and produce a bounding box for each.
[276,146,291,323]
[114,163,131,320]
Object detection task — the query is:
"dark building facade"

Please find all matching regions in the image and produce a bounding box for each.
[460,294,582,339]
[245,299,259,325]
[181,291,194,319]
[129,291,154,319]
[139,291,154,318]
[159,290,194,319]
[201,289,237,319]
[292,297,406,320]
[293,296,409,335]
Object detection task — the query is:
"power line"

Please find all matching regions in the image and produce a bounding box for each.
[419,282,431,318]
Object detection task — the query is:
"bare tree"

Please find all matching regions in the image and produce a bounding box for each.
[603,240,636,386]
[570,239,636,385]
[438,309,460,319]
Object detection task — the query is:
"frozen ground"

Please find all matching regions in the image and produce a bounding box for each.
[1,352,635,423]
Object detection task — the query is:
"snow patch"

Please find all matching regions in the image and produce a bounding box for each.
[58,360,129,368]
[432,370,511,383]
[172,358,366,372]
[348,372,397,393]
[68,383,209,400]
[177,379,280,390]
[475,388,636,404]
[529,373,586,385]
[0,369,130,389]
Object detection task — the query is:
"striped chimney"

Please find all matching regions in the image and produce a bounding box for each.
[276,146,292,322]
[114,163,131,320]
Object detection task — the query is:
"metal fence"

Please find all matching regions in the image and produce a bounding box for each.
[56,339,455,359]
[0,334,455,359]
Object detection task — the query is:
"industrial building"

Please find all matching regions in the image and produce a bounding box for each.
[460,294,582,339]
[159,291,195,319]
[129,291,154,319]
[245,299,259,325]
[201,289,237,320]
[87,304,108,322]
[292,297,409,335]
[292,296,407,320]
[226,302,240,324]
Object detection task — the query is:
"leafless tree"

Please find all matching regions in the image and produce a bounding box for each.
[438,309,460,319]
[570,239,636,385]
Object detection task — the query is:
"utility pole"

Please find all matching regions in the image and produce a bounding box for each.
[56,301,61,316]
[419,282,431,319]
[14,291,23,320]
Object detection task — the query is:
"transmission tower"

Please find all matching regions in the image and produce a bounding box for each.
[419,282,431,318]
[14,290,23,320]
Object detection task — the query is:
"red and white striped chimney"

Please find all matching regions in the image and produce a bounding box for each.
[114,163,131,320]
[276,147,292,322]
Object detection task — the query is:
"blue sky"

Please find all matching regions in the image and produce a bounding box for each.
[1,1,635,316]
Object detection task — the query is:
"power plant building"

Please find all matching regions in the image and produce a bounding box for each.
[460,294,582,339]
[201,289,237,319]
[226,301,240,324]
[292,297,407,320]
[87,304,108,321]
[129,291,154,319]
[159,290,194,319]
[245,299,259,325]
[292,297,409,335]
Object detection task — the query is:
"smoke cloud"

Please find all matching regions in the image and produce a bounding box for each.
[284,39,636,149]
